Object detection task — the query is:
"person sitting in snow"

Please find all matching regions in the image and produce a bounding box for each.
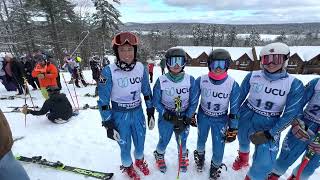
[21,86,75,123]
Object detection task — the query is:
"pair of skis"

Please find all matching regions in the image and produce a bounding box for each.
[16,155,113,179]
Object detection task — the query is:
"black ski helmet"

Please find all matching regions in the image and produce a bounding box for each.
[165,47,187,71]
[207,49,231,71]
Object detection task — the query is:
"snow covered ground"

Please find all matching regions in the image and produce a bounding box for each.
[1,67,319,180]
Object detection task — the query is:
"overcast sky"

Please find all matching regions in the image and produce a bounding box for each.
[73,0,320,24]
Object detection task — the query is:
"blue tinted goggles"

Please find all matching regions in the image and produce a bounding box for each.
[166,57,186,67]
[209,60,227,70]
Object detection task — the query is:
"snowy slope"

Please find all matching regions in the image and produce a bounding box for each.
[1,67,319,180]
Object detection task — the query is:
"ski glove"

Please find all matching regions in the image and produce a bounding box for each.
[308,141,320,154]
[173,120,188,135]
[21,105,31,115]
[225,128,238,143]
[250,131,273,145]
[189,113,197,127]
[102,120,120,141]
[291,119,314,142]
[147,107,155,130]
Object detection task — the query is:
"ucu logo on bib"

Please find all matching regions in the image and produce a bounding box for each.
[117,77,142,88]
[203,88,229,99]
[251,83,264,93]
[265,87,286,96]
[164,87,189,96]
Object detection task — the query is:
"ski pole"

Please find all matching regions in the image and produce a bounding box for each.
[174,96,183,179]
[296,128,320,180]
[23,78,27,127]
[177,135,182,180]
[23,77,35,110]
[71,79,80,110]
[70,31,90,58]
[61,73,77,109]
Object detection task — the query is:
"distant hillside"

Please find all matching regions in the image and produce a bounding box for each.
[121,22,320,35]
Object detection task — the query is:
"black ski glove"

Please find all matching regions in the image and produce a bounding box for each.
[173,120,187,135]
[102,120,120,141]
[163,111,176,122]
[250,131,273,145]
[147,107,155,130]
[225,128,238,143]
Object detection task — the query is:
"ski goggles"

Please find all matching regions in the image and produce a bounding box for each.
[261,54,287,65]
[112,32,139,46]
[209,60,227,70]
[166,56,186,67]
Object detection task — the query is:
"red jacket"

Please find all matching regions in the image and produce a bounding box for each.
[148,63,154,73]
[32,63,58,88]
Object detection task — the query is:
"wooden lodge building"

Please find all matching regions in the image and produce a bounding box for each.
[175,46,320,74]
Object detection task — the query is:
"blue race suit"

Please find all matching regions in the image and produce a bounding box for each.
[272,78,320,180]
[98,62,153,167]
[237,70,304,180]
[153,73,198,155]
[195,74,240,167]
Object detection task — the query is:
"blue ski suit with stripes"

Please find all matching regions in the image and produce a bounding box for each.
[195,74,241,168]
[97,62,153,167]
[272,78,320,180]
[237,70,304,180]
[153,73,198,155]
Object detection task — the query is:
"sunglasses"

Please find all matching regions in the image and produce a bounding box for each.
[261,54,286,65]
[209,60,227,70]
[112,32,139,46]
[166,57,186,67]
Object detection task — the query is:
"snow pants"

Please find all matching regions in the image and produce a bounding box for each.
[156,113,190,155]
[0,151,30,180]
[237,103,280,180]
[196,110,228,167]
[113,107,147,167]
[272,118,320,180]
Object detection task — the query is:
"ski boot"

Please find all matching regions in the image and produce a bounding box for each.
[179,150,189,172]
[135,158,150,176]
[287,174,296,180]
[120,164,140,180]
[232,151,249,170]
[154,150,167,173]
[267,173,280,180]
[194,150,205,172]
[209,162,227,180]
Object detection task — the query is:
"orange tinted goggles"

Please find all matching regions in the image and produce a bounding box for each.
[112,32,138,46]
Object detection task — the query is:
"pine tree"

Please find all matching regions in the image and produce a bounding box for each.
[226,27,237,47]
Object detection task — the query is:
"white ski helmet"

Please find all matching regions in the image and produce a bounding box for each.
[259,42,290,70]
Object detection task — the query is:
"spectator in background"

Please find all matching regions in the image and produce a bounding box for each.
[89,56,101,96]
[148,61,154,83]
[0,56,16,92]
[22,55,39,90]
[4,54,27,95]
[73,56,88,88]
[160,58,166,75]
[32,55,58,99]
[0,109,30,180]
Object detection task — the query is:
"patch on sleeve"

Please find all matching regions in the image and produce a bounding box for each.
[99,75,107,84]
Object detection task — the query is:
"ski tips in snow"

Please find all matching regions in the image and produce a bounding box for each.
[16,155,114,179]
